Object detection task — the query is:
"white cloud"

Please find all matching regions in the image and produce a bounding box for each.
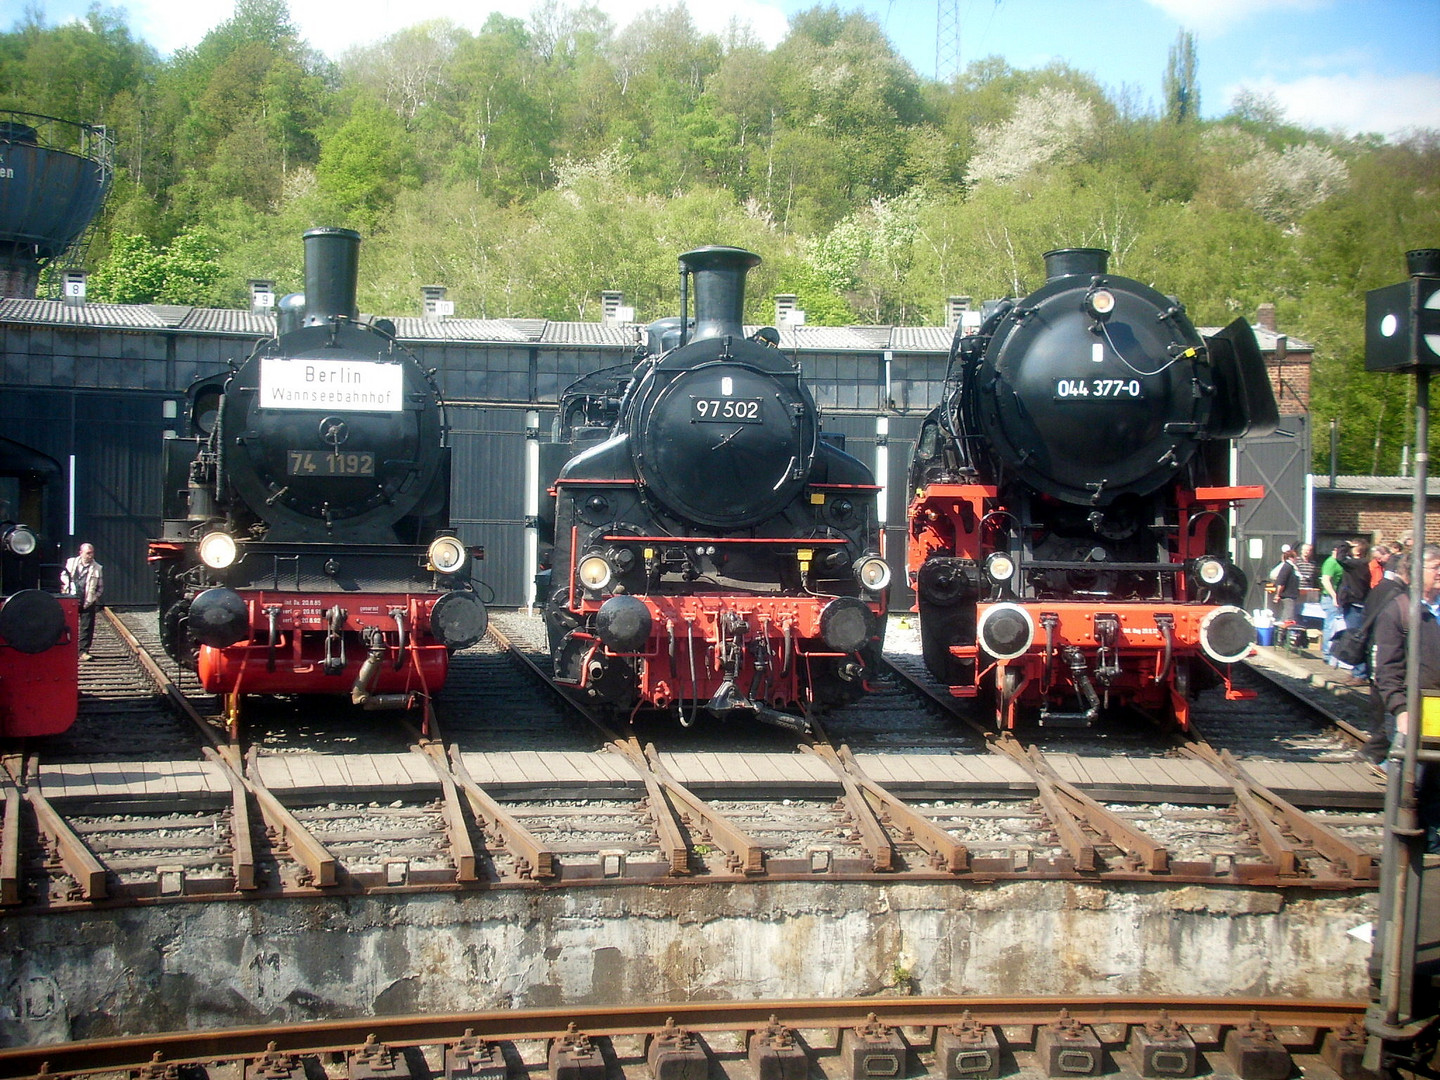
[1226,71,1440,137]
[1142,0,1325,36]
[119,0,790,58]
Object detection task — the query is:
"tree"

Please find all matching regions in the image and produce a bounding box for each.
[88,227,221,304]
[1163,30,1199,124]
[316,105,421,225]
[965,88,1097,187]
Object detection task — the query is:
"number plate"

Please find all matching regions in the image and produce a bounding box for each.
[287,451,376,476]
[1053,378,1145,401]
[691,397,763,423]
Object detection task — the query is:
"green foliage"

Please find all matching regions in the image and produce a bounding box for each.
[2,1,1436,475]
[88,227,221,304]
[1163,31,1200,124]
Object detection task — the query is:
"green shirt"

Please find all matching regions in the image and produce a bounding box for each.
[1319,555,1344,598]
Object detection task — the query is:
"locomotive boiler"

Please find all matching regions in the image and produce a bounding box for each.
[541,246,889,732]
[0,436,77,737]
[149,228,487,732]
[907,247,1279,729]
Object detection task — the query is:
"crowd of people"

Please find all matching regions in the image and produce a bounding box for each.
[1271,531,1439,781]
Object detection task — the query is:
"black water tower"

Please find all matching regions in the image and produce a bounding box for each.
[0,112,113,299]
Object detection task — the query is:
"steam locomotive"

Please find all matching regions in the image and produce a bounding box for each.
[148,228,487,732]
[540,246,889,732]
[906,248,1279,729]
[0,436,77,737]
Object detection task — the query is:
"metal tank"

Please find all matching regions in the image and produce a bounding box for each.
[0,112,113,299]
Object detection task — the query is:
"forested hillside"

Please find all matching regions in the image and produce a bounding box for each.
[2,0,1437,473]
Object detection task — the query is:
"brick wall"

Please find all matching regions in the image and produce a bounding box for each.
[1269,351,1311,415]
[1313,490,1440,546]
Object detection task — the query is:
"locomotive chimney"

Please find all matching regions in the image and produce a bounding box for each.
[1043,248,1109,281]
[679,246,761,343]
[302,226,362,326]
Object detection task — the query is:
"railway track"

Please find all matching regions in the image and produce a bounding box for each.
[0,608,1385,910]
[0,996,1373,1079]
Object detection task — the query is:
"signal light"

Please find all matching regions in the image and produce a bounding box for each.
[1365,249,1440,372]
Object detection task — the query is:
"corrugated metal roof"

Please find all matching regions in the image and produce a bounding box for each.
[0,298,169,328]
[891,326,956,352]
[779,325,887,350]
[1312,474,1440,496]
[845,326,895,349]
[540,321,641,346]
[181,308,274,335]
[391,317,532,342]
[0,297,1314,355]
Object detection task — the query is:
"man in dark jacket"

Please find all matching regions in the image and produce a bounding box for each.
[1358,558,1420,762]
[1372,544,1440,849]
[1373,544,1440,738]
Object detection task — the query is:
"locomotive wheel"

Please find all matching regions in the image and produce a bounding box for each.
[919,606,975,686]
[160,599,201,670]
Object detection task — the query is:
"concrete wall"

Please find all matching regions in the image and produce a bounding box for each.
[0,882,1374,1045]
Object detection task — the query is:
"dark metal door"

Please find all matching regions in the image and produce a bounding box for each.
[1234,414,1312,612]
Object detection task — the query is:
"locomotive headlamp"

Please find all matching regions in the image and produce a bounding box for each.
[855,556,891,592]
[1199,605,1255,664]
[198,530,238,570]
[4,525,36,556]
[977,603,1035,661]
[1194,557,1227,587]
[427,536,466,574]
[1085,288,1116,319]
[985,551,1016,583]
[577,553,613,592]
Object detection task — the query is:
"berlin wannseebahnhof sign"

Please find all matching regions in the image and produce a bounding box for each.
[259,357,404,411]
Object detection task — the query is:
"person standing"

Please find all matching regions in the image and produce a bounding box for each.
[1294,543,1318,591]
[1272,547,1301,623]
[1320,542,1348,662]
[1371,544,1440,848]
[61,542,104,661]
[1338,537,1374,682]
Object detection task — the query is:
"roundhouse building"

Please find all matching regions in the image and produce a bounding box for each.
[0,289,1308,610]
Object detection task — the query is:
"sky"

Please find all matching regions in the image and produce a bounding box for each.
[15,0,1440,139]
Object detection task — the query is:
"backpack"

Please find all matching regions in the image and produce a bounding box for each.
[1331,628,1368,667]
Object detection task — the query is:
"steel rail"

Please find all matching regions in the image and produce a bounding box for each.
[990,734,1098,870]
[1022,743,1170,873]
[1186,742,1376,881]
[0,760,21,904]
[835,745,970,872]
[104,609,260,887]
[413,741,479,881]
[613,736,692,873]
[803,742,898,871]
[485,622,629,746]
[888,648,1373,880]
[2,755,107,900]
[1242,653,1371,750]
[642,743,767,875]
[102,608,237,767]
[447,744,557,879]
[0,996,1369,1078]
[243,746,338,889]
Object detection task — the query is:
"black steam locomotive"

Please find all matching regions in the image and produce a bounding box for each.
[149,228,487,732]
[540,246,889,731]
[907,247,1279,729]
